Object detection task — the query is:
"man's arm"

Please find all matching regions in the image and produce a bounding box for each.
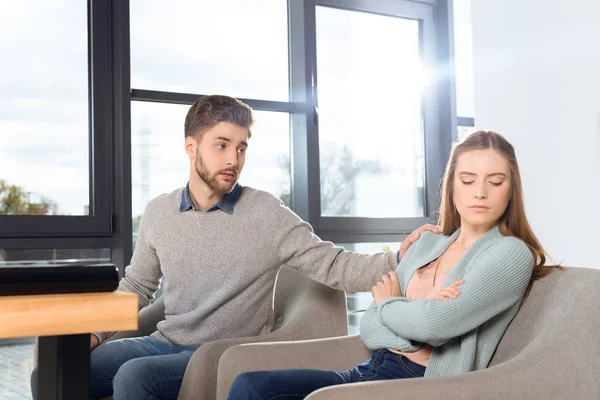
[375,237,534,347]
[93,202,162,345]
[116,216,162,310]
[274,201,440,293]
[275,203,397,293]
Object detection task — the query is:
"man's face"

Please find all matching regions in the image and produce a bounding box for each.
[193,122,249,194]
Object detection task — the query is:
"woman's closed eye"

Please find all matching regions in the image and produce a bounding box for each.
[460,180,504,186]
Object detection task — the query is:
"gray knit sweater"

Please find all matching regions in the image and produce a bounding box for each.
[97,186,397,346]
[359,226,534,377]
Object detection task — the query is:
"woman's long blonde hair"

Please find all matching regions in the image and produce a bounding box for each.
[438,131,560,293]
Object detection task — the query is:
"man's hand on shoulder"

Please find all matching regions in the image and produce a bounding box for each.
[398,224,442,260]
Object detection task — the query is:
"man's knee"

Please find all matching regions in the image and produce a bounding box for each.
[113,358,154,394]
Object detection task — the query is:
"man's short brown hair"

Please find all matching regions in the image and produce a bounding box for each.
[184,95,254,140]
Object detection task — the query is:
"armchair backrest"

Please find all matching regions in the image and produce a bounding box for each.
[490,267,600,366]
[270,266,348,337]
[177,268,348,400]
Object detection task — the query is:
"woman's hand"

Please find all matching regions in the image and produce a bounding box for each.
[426,280,465,302]
[372,271,402,307]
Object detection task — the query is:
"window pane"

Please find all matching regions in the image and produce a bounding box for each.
[130,0,289,101]
[0,1,89,215]
[337,242,401,335]
[0,248,111,266]
[316,7,425,218]
[130,102,291,243]
[454,0,475,118]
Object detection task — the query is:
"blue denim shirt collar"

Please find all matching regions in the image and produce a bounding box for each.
[179,183,242,214]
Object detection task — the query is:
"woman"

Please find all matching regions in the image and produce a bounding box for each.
[228,131,559,399]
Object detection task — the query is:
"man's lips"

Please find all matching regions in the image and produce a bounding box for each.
[219,171,236,178]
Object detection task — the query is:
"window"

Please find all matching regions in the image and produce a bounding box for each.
[130,0,289,101]
[0,1,89,216]
[310,0,446,244]
[0,1,115,239]
[316,7,425,219]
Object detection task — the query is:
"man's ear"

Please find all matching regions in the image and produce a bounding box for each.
[184,136,198,159]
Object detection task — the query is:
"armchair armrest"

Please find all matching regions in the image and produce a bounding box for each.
[215,334,371,400]
[305,341,595,400]
[179,333,367,400]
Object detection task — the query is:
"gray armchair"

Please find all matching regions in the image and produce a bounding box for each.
[216,267,600,399]
[96,266,348,400]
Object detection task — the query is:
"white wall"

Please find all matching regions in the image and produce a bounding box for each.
[470,0,600,269]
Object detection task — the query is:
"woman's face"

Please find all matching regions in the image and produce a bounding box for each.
[452,149,512,231]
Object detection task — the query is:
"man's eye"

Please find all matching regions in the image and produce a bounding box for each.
[217,144,225,149]
[237,148,246,154]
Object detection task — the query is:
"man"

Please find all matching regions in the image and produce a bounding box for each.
[33,95,439,400]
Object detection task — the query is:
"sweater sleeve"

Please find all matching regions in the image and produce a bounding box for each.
[358,236,425,351]
[274,201,397,293]
[375,237,534,347]
[359,302,424,352]
[94,201,163,343]
[116,202,163,308]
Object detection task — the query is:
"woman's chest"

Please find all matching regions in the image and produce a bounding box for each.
[404,248,467,300]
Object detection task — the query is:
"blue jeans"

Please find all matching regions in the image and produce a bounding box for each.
[31,336,196,400]
[227,349,426,400]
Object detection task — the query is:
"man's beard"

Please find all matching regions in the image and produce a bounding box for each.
[195,153,238,195]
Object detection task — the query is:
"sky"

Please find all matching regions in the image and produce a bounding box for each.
[0,0,474,220]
